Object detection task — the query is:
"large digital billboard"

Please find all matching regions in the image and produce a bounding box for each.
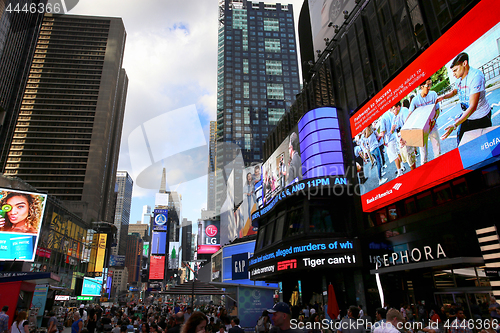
[230,164,262,241]
[168,241,180,269]
[151,231,167,255]
[87,233,107,277]
[254,107,345,219]
[153,209,168,231]
[350,0,500,212]
[198,220,221,255]
[149,255,165,280]
[109,255,125,267]
[0,188,47,261]
[81,277,102,297]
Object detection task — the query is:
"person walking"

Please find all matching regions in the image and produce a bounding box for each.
[0,306,10,333]
[228,318,244,333]
[11,311,29,333]
[72,312,84,333]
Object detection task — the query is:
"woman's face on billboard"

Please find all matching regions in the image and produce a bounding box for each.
[6,195,29,224]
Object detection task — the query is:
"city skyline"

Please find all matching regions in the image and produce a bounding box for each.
[67,0,306,226]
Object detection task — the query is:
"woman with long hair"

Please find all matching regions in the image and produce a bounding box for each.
[180,312,207,333]
[244,172,255,220]
[11,311,29,333]
[0,191,44,233]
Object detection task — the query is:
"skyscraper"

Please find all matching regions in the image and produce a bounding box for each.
[114,171,133,255]
[2,14,128,223]
[0,0,46,171]
[215,0,301,213]
[207,120,216,211]
[141,205,152,226]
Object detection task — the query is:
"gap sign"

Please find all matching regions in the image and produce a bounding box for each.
[232,253,249,280]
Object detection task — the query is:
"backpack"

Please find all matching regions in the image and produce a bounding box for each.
[256,317,266,332]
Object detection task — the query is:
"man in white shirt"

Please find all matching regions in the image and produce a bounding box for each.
[391,101,416,172]
[373,308,404,333]
[408,78,441,165]
[438,52,492,145]
[79,305,88,324]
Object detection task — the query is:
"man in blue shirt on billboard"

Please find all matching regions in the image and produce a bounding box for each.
[408,78,441,165]
[438,52,492,145]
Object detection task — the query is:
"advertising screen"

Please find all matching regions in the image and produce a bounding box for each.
[81,277,102,296]
[149,255,165,280]
[230,164,262,241]
[256,107,345,215]
[197,244,221,254]
[109,255,125,267]
[350,0,500,212]
[94,234,107,275]
[153,209,168,231]
[151,231,167,255]
[168,241,180,269]
[0,188,47,261]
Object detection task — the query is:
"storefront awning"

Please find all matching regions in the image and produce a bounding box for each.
[369,257,484,274]
[0,272,61,284]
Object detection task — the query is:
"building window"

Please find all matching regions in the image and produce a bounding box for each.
[265,38,281,53]
[267,83,284,99]
[263,18,279,31]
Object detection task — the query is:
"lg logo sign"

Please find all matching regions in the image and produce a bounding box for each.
[205,225,218,237]
[205,224,219,244]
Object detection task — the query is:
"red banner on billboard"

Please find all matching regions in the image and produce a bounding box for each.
[197,245,221,254]
[361,149,468,212]
[149,255,165,280]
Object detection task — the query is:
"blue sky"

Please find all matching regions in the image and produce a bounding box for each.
[70,0,304,227]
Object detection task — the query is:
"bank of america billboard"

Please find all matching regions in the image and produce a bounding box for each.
[350,0,500,212]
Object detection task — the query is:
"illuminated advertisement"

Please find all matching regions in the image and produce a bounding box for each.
[109,255,125,267]
[230,164,262,241]
[197,244,221,254]
[350,0,500,212]
[48,212,87,260]
[0,188,47,261]
[261,107,344,207]
[153,209,168,231]
[221,170,235,245]
[151,231,166,255]
[249,238,360,279]
[149,255,165,280]
[168,241,179,269]
[95,234,107,274]
[87,233,107,277]
[197,220,221,255]
[308,0,357,55]
[81,277,102,297]
[252,107,345,221]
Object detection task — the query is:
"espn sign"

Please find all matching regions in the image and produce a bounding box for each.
[277,259,297,271]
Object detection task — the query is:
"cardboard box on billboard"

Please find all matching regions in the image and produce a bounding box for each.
[459,126,500,146]
[400,103,437,147]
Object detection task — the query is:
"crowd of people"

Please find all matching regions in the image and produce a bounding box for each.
[3,296,500,333]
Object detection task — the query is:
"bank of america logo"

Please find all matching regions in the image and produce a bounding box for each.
[393,183,402,191]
